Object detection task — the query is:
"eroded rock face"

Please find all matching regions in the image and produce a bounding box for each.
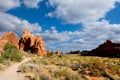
[0,31,19,54]
[0,39,8,54]
[19,29,47,55]
[19,29,36,51]
[33,36,47,55]
[1,31,19,48]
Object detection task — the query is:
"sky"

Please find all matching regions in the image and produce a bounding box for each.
[0,0,120,52]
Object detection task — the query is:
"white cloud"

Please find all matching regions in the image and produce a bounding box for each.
[38,27,70,43]
[1,0,120,52]
[23,0,42,8]
[0,0,20,12]
[36,19,120,52]
[43,0,120,52]
[48,0,118,24]
[0,0,43,12]
[0,0,42,36]
[0,11,41,35]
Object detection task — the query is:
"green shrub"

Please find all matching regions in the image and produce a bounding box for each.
[70,62,81,71]
[35,73,50,80]
[1,43,22,62]
[53,67,80,80]
[19,63,38,73]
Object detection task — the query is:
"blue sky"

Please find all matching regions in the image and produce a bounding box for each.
[0,0,120,52]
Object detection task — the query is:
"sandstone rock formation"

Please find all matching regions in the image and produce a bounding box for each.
[33,36,47,55]
[56,49,61,56]
[1,31,19,48]
[68,50,80,54]
[19,29,36,51]
[0,39,8,54]
[0,31,19,54]
[84,40,120,57]
[19,29,47,55]
[47,50,51,54]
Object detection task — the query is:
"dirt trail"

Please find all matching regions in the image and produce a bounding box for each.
[0,58,31,80]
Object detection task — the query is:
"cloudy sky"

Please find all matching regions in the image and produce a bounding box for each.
[0,0,120,52]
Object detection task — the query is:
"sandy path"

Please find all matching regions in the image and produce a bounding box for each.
[0,58,31,80]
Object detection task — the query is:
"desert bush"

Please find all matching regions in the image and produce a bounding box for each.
[18,54,120,80]
[0,64,6,71]
[77,66,86,75]
[19,63,38,73]
[53,67,80,80]
[46,52,53,57]
[70,61,81,71]
[81,62,105,77]
[35,72,50,80]
[1,43,22,62]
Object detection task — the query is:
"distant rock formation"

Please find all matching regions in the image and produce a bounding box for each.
[47,50,51,54]
[56,49,61,56]
[19,29,47,55]
[83,40,120,57]
[68,50,80,54]
[0,31,19,54]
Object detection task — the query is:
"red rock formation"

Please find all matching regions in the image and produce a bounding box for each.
[47,50,51,54]
[34,36,47,55]
[0,39,8,54]
[85,40,120,57]
[68,50,80,54]
[19,29,47,55]
[0,31,19,54]
[19,29,36,51]
[56,49,61,56]
[1,31,19,48]
[0,29,47,55]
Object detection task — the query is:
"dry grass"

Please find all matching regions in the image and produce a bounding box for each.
[19,54,120,80]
